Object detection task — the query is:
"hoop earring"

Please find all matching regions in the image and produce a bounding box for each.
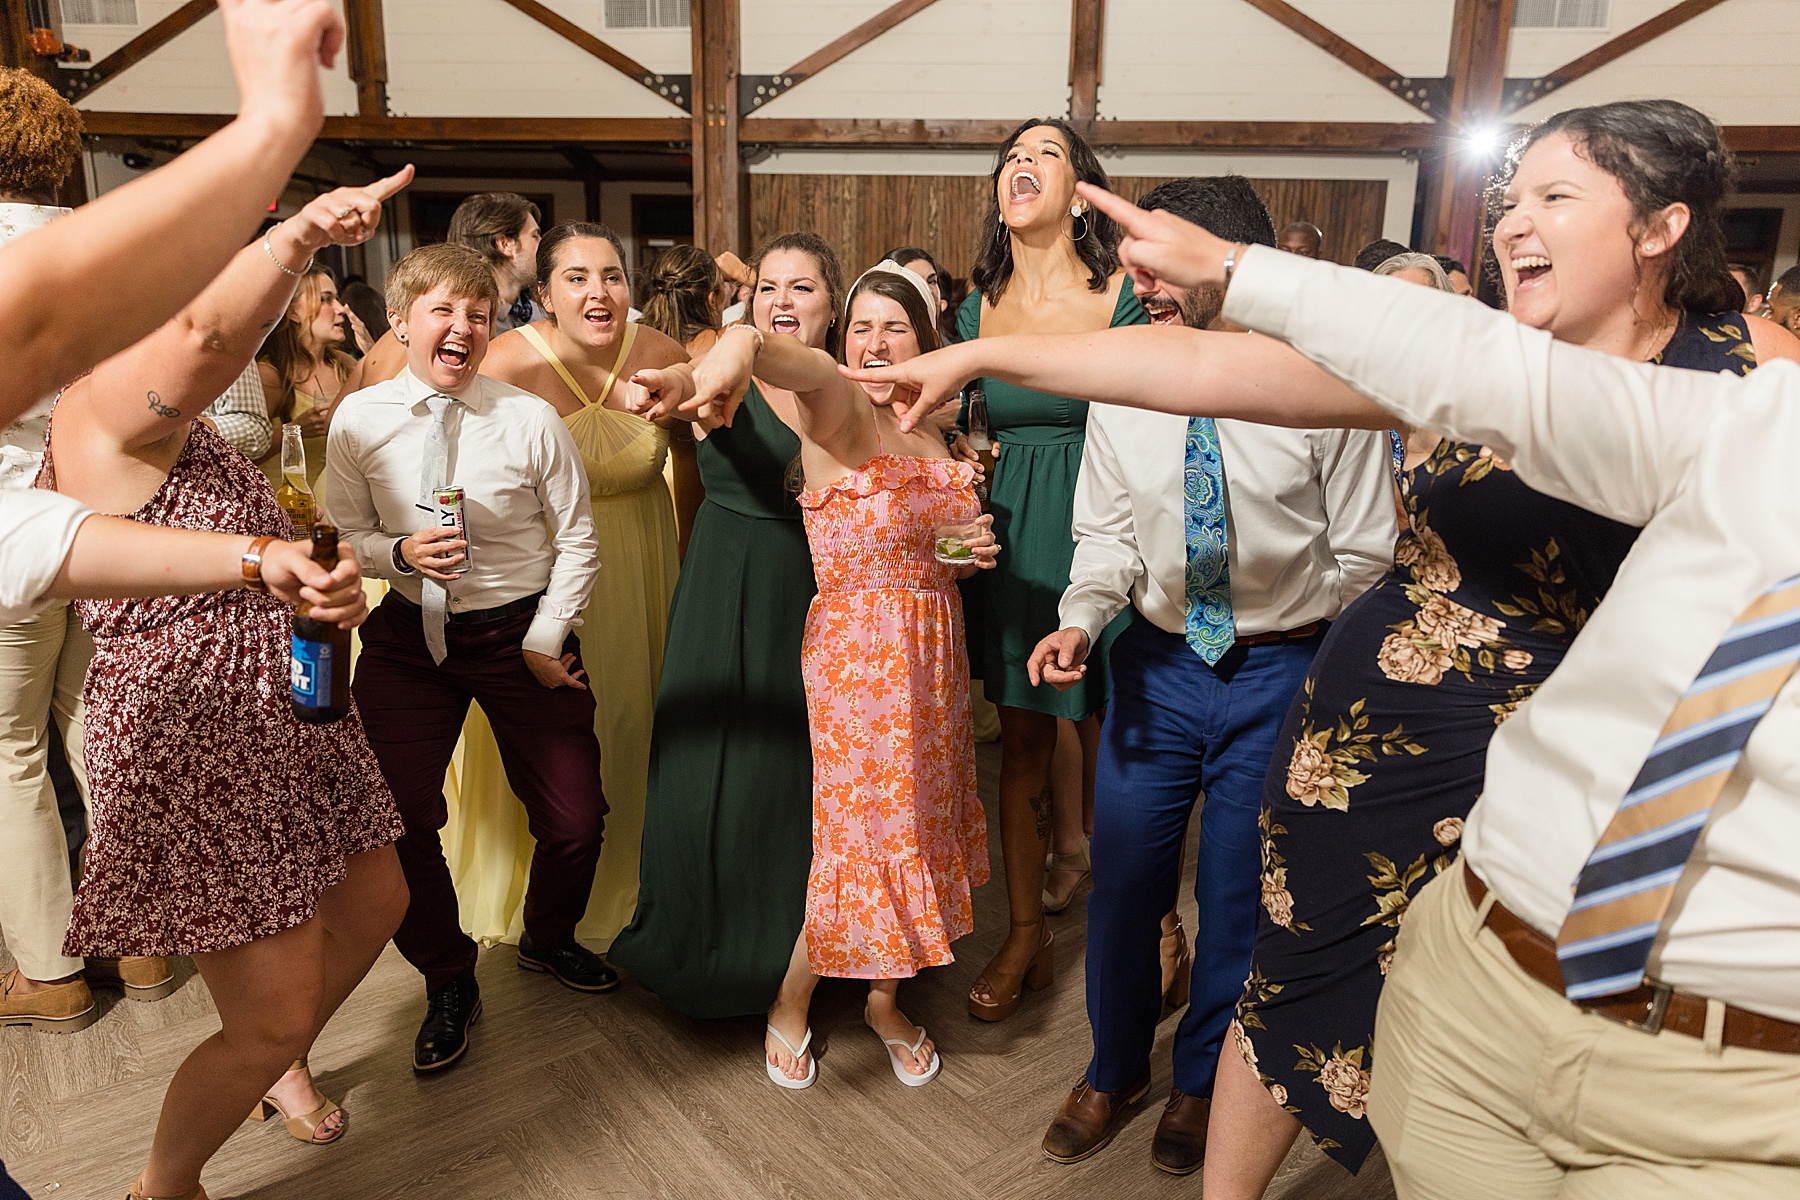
[994,221,1007,245]
[1071,211,1090,242]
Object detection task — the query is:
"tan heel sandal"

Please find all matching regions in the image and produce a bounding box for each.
[968,918,1054,1022]
[247,1057,345,1145]
[1161,916,1193,1011]
[124,1179,207,1199]
[1042,840,1091,914]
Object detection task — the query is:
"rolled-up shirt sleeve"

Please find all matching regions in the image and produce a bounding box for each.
[0,489,93,625]
[522,406,600,657]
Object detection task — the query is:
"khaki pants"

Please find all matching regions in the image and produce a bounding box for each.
[0,603,92,980]
[1370,859,1800,1199]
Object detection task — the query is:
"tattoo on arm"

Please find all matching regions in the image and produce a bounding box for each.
[146,390,180,419]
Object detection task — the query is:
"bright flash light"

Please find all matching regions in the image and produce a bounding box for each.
[1464,126,1505,157]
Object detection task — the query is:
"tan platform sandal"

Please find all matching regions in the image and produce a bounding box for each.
[247,1057,345,1145]
[1041,840,1091,914]
[968,918,1054,1021]
[1161,916,1193,1011]
[124,1179,206,1199]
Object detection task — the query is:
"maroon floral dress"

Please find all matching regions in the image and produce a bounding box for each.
[39,419,402,957]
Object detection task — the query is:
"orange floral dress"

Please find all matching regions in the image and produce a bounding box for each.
[797,454,991,979]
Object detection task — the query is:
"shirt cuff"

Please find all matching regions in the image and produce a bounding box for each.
[1058,599,1116,649]
[1220,244,1309,342]
[389,537,416,576]
[522,613,570,657]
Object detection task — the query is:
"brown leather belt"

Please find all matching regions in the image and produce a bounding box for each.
[1465,867,1800,1054]
[1235,619,1325,648]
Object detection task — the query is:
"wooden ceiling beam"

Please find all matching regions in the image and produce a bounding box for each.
[1237,0,1445,117]
[743,0,944,113]
[739,116,1438,151]
[1505,0,1733,114]
[57,0,216,103]
[344,0,389,118]
[1068,0,1105,129]
[492,0,690,111]
[78,111,691,142]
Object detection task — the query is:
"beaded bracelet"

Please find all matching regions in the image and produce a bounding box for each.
[262,235,313,279]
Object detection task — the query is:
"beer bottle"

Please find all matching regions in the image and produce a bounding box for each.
[291,523,351,724]
[965,387,995,510]
[274,423,315,533]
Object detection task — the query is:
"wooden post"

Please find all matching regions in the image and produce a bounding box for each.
[1068,0,1105,130]
[1421,0,1513,278]
[4,1,53,81]
[690,0,745,255]
[344,0,390,118]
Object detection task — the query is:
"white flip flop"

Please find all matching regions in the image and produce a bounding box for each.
[764,1023,817,1090]
[880,1026,941,1087]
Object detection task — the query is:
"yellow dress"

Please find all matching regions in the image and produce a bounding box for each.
[446,323,680,947]
[259,386,330,493]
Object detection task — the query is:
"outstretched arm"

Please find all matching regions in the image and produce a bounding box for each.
[0,0,346,423]
[59,169,411,455]
[843,325,1388,433]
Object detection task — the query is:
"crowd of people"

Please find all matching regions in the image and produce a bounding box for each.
[2,3,1799,1199]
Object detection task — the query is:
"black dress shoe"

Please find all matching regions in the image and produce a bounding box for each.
[517,933,620,993]
[413,976,481,1074]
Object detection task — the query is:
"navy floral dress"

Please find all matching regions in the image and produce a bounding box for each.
[1234,312,1760,1171]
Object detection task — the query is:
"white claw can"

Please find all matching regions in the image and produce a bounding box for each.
[435,486,472,576]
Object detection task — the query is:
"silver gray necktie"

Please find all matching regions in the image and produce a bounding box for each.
[419,394,456,664]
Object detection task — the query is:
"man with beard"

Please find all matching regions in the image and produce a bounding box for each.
[1023,177,1396,1172]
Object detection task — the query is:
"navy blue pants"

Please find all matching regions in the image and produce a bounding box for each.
[0,1159,28,1200]
[1085,612,1321,1096]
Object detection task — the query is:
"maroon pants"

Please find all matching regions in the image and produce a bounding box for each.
[353,594,606,995]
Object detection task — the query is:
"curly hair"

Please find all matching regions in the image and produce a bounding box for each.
[0,67,83,198]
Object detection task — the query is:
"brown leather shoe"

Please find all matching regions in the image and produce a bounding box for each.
[1151,1087,1212,1175]
[87,956,178,1002]
[1041,1072,1151,1164]
[0,969,99,1033]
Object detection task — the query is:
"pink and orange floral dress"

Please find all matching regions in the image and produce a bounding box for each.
[797,454,990,979]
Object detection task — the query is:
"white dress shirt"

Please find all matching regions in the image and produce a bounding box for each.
[0,489,91,627]
[324,368,600,658]
[202,361,273,461]
[1059,404,1395,645]
[1226,244,1800,1022]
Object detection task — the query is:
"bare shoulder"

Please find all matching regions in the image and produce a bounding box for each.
[629,323,690,370]
[1745,313,1800,366]
[481,327,539,384]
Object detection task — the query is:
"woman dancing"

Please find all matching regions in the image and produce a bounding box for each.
[958,117,1148,1022]
[852,99,1800,1188]
[43,166,414,1200]
[646,261,995,1086]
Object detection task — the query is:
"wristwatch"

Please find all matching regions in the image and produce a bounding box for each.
[392,537,416,574]
[241,535,276,593]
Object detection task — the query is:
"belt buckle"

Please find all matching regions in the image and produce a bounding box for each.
[1620,980,1675,1035]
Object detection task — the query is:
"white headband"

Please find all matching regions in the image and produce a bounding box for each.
[848,258,937,324]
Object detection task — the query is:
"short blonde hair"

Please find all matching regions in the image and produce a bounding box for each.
[1373,252,1455,293]
[385,243,500,320]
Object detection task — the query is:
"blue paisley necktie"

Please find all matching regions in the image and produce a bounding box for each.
[1184,415,1234,663]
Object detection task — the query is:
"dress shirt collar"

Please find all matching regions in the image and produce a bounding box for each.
[396,366,492,414]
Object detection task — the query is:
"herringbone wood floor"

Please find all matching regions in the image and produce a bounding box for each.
[1,745,1395,1200]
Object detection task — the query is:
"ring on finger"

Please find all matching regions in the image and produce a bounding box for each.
[336,207,352,219]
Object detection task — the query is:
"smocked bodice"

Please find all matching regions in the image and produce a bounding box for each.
[565,402,670,498]
[797,454,980,595]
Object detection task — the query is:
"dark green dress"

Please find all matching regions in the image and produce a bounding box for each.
[957,280,1146,719]
[609,384,817,1018]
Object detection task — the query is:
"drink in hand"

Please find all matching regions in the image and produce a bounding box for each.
[274,422,315,532]
[965,388,995,508]
[291,523,351,724]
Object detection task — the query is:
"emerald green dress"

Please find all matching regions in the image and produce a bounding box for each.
[609,384,817,1018]
[957,280,1146,719]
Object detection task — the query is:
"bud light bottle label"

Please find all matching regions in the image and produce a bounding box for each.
[291,635,333,709]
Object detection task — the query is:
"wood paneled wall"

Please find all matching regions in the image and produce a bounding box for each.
[750,174,1391,283]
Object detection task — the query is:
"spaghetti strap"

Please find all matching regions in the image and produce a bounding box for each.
[517,323,593,406]
[594,322,639,408]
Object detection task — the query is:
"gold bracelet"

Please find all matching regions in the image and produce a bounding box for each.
[262,235,313,279]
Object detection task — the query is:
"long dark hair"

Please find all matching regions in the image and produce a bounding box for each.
[639,244,721,346]
[749,231,846,359]
[1498,100,1741,314]
[970,117,1121,304]
[256,266,354,428]
[840,269,941,365]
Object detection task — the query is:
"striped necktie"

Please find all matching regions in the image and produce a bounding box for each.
[1183,416,1233,664]
[1556,571,1800,1000]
